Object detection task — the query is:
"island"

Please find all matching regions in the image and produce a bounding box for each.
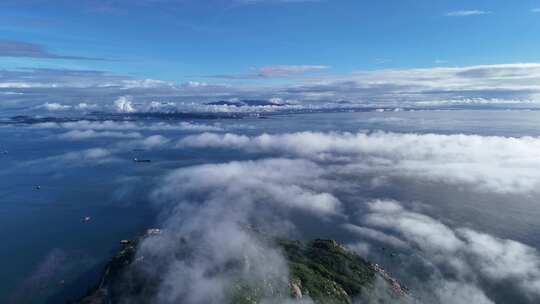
[75,237,408,304]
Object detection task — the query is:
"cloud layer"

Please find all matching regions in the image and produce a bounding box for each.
[127,151,540,303]
[127,158,344,303]
[2,63,540,114]
[357,199,540,302]
[11,118,540,303]
[179,131,540,193]
[446,10,490,17]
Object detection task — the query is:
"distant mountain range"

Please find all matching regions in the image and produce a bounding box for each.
[205,99,291,107]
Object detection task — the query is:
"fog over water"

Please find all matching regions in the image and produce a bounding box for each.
[1,110,540,303]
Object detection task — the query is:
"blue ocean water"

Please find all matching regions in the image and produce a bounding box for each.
[1,109,540,303]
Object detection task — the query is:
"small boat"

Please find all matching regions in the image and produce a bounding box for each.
[82,216,91,222]
[120,240,131,245]
[146,228,162,235]
[133,158,151,163]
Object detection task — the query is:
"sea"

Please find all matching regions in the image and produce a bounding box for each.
[1,109,540,303]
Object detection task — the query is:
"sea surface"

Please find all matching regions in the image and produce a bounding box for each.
[1,109,540,303]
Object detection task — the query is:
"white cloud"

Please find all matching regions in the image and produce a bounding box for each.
[295,63,540,106]
[360,199,540,301]
[114,96,136,113]
[33,120,223,132]
[125,158,346,302]
[446,10,490,17]
[175,121,223,132]
[0,82,55,88]
[58,130,142,140]
[76,148,111,159]
[41,102,72,111]
[74,102,99,110]
[459,228,540,296]
[127,135,171,149]
[182,81,209,88]
[153,158,343,218]
[134,152,540,302]
[4,63,540,114]
[343,223,409,249]
[142,101,177,112]
[178,131,540,193]
[364,200,463,253]
[178,133,250,148]
[74,123,540,303]
[257,65,329,77]
[22,147,117,167]
[119,78,174,89]
[434,282,494,304]
[349,63,540,91]
[37,102,100,112]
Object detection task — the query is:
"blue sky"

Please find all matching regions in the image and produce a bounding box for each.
[2,0,540,114]
[1,0,540,83]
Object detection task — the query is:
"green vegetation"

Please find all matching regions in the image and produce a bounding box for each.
[75,238,404,304]
[279,239,375,304]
